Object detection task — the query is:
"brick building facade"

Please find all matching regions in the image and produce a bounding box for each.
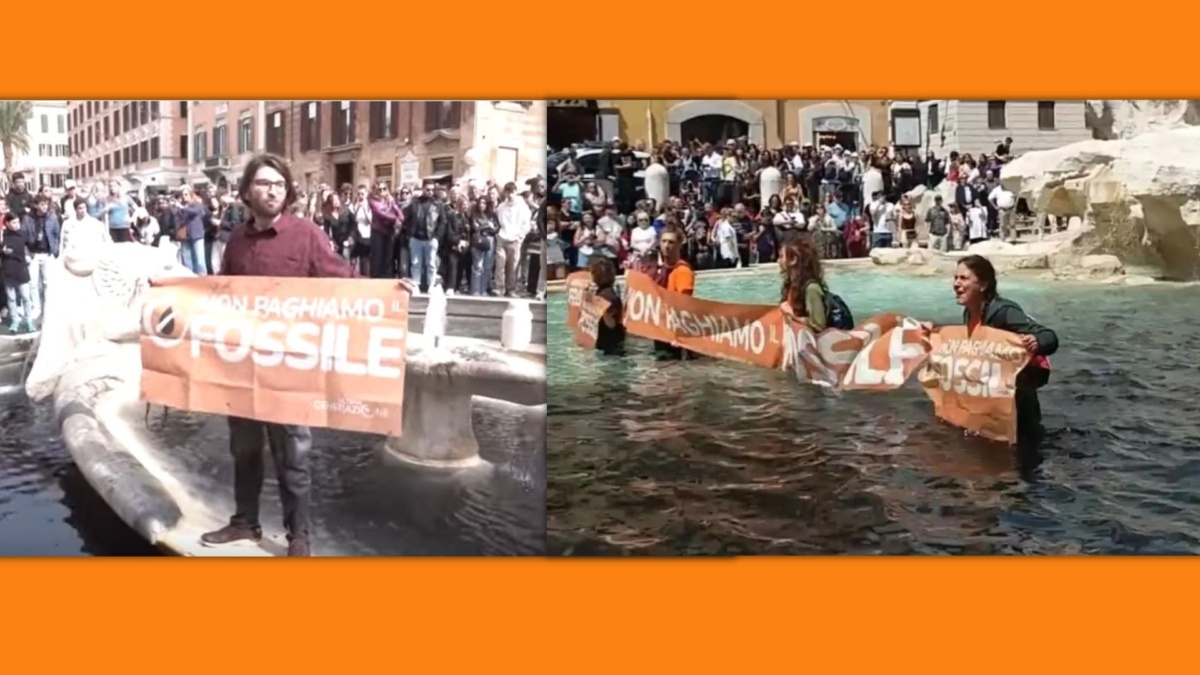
[67,100,189,198]
[226,100,546,192]
[186,100,266,188]
[68,100,546,199]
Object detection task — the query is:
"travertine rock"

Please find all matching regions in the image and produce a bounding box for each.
[1000,126,1200,280]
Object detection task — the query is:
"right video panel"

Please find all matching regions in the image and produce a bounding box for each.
[544,98,1200,556]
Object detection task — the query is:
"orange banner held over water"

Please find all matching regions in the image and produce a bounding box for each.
[139,276,410,436]
[622,271,785,368]
[572,294,610,350]
[918,325,1031,443]
[565,271,1030,443]
[565,271,591,329]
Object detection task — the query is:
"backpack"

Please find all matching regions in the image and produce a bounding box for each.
[807,281,854,330]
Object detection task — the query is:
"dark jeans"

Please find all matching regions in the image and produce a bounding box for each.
[716,181,738,209]
[110,227,132,243]
[228,417,313,541]
[1015,368,1048,448]
[445,246,470,291]
[525,251,542,295]
[871,232,893,249]
[369,231,394,279]
[393,237,410,279]
[738,243,751,268]
[204,236,215,274]
[351,241,370,276]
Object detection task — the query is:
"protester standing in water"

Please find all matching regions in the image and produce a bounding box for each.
[197,153,413,557]
[942,254,1058,457]
[654,224,697,359]
[587,257,625,355]
[776,237,828,332]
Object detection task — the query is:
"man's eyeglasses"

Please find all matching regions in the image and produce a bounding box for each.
[253,179,287,192]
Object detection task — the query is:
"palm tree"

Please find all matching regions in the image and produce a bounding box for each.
[0,100,33,180]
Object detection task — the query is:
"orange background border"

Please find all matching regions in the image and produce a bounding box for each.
[9,1,1199,672]
[10,559,1200,671]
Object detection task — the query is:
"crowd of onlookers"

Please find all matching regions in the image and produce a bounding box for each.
[1,167,547,334]
[287,177,543,298]
[544,136,1027,279]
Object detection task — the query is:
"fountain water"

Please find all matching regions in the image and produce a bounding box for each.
[20,243,547,555]
[384,286,544,469]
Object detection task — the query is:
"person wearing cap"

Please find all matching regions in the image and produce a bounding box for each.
[132,206,160,247]
[60,180,79,220]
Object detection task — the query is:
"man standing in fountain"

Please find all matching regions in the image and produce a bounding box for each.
[198,153,367,557]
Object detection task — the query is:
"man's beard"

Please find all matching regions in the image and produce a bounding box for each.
[252,200,284,219]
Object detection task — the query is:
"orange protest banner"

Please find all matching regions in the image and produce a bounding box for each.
[139,275,410,436]
[572,293,610,350]
[918,325,1031,443]
[780,312,930,391]
[565,272,1031,443]
[565,270,592,328]
[622,270,785,368]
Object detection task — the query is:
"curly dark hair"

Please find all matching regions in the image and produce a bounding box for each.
[779,236,825,318]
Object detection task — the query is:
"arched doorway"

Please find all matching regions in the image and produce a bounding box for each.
[680,115,749,146]
[665,100,766,146]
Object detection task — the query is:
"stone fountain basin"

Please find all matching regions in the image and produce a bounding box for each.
[48,335,546,557]
[0,333,39,395]
[389,334,545,468]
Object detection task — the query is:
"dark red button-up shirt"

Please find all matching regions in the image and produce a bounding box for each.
[221,212,358,279]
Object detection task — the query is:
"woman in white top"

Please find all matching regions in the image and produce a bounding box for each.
[349,185,373,270]
[967,199,990,245]
[627,210,657,269]
[711,208,739,269]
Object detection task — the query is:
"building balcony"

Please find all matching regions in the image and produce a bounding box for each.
[204,155,231,169]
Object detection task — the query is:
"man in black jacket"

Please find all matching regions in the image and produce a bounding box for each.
[955,180,979,214]
[6,172,31,220]
[401,180,447,292]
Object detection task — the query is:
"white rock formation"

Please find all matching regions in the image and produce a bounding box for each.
[1000,126,1200,280]
[26,242,194,401]
[1086,100,1200,140]
[866,229,1135,282]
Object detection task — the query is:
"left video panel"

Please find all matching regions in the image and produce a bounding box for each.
[0,100,547,557]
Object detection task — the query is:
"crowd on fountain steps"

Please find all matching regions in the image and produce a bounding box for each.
[542,136,1066,279]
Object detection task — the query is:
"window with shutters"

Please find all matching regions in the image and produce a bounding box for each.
[332,101,356,146]
[987,101,1007,130]
[368,101,398,141]
[300,102,321,152]
[267,111,286,155]
[424,101,462,132]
